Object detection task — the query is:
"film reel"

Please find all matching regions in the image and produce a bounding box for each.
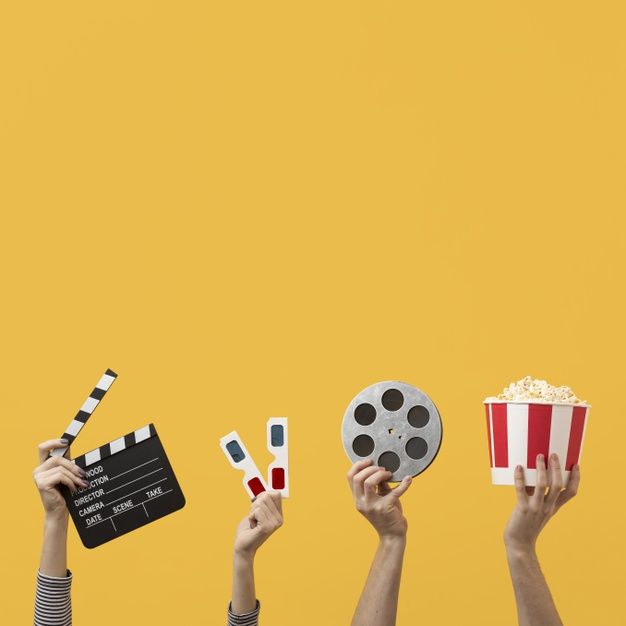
[342,381,443,482]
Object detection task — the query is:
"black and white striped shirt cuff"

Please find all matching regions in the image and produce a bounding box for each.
[35,570,72,626]
[227,600,260,626]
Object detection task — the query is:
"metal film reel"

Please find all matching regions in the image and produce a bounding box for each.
[342,381,443,482]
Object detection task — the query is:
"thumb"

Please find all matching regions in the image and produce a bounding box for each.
[389,475,412,499]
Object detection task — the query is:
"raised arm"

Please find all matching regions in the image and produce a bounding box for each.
[348,459,413,626]
[504,453,580,626]
[33,439,88,626]
[228,491,283,625]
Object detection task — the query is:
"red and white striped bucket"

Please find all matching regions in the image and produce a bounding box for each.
[484,402,590,486]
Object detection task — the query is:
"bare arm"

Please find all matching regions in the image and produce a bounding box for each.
[34,439,88,626]
[352,535,406,626]
[34,439,88,576]
[40,515,70,577]
[230,491,283,620]
[348,459,413,626]
[504,454,580,626]
[232,552,256,616]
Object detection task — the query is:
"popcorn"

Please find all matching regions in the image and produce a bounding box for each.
[485,376,585,405]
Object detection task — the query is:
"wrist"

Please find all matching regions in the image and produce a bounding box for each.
[378,533,407,550]
[233,548,256,565]
[44,513,69,529]
[504,541,537,561]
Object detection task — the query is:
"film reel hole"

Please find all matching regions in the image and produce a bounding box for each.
[352,434,375,457]
[354,403,377,426]
[407,405,430,428]
[406,437,428,460]
[377,451,400,473]
[381,389,404,411]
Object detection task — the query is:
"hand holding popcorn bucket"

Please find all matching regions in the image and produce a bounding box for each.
[484,379,590,486]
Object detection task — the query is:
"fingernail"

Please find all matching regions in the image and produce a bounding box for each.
[538,454,544,463]
[78,467,87,476]
[60,439,69,444]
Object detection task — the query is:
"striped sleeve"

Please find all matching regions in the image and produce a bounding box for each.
[227,600,260,626]
[35,570,72,626]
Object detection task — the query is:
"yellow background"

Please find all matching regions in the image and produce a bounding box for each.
[1,1,624,624]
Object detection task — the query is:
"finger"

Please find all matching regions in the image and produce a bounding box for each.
[388,475,412,499]
[531,454,548,508]
[51,472,78,494]
[262,495,283,527]
[352,465,383,500]
[38,439,69,464]
[261,490,282,512]
[250,497,270,520]
[254,492,277,516]
[363,470,393,499]
[347,459,373,483]
[35,455,86,478]
[555,464,581,511]
[264,491,283,518]
[38,469,83,494]
[545,453,564,508]
[56,466,89,490]
[253,500,273,526]
[514,465,529,507]
[38,466,88,491]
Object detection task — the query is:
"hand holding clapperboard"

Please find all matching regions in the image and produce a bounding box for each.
[52,370,186,548]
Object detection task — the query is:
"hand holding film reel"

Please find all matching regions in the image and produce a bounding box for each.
[347,459,413,539]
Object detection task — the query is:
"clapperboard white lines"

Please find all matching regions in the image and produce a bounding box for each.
[220,417,289,499]
[63,419,185,548]
[51,369,118,458]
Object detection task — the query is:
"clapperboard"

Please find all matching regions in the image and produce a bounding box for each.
[55,370,185,548]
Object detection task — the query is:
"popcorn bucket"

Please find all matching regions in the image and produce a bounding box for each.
[484,401,590,486]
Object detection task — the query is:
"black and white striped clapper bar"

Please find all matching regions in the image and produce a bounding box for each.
[65,424,186,548]
[51,369,118,458]
[56,369,185,548]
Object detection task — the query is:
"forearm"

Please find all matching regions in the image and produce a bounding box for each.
[39,515,69,578]
[506,546,562,626]
[352,536,406,626]
[36,516,72,626]
[231,551,257,615]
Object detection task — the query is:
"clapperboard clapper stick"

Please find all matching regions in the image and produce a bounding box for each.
[50,369,118,458]
[65,424,186,548]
